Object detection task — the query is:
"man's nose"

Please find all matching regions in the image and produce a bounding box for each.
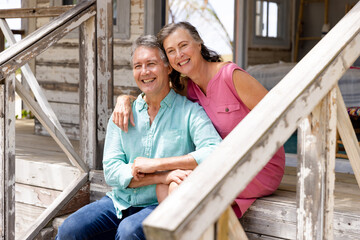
[141,66,149,75]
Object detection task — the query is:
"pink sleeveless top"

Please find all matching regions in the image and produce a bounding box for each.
[187,62,285,217]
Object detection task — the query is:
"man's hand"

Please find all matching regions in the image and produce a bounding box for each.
[131,157,160,180]
[113,95,135,132]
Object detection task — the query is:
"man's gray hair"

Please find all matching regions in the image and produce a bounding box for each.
[131,35,169,66]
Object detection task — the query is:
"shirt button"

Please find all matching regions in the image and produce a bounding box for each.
[225,107,229,112]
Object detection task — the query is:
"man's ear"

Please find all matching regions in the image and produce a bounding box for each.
[167,64,173,75]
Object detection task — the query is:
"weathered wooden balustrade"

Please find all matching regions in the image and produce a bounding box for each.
[143,2,360,240]
[0,0,113,239]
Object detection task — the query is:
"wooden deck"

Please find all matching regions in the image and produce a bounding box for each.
[15,119,360,239]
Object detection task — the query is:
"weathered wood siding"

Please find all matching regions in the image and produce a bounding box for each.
[34,0,143,139]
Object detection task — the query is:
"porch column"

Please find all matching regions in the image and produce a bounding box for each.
[0,73,15,240]
[297,88,337,239]
[96,0,113,169]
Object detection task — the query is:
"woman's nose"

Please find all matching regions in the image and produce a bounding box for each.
[176,49,183,58]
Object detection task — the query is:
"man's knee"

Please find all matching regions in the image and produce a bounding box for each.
[116,217,144,240]
[56,216,82,240]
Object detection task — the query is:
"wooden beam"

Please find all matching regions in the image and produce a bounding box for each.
[15,78,88,172]
[0,74,16,240]
[79,15,97,170]
[336,86,360,187]
[143,3,360,239]
[216,207,248,240]
[0,6,74,19]
[0,18,71,147]
[0,0,96,80]
[20,173,88,240]
[296,88,336,240]
[96,0,113,169]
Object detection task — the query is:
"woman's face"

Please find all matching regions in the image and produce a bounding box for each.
[162,28,202,77]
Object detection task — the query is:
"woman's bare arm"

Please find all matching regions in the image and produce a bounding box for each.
[232,70,268,110]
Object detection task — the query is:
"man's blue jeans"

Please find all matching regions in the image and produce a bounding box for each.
[56,196,157,240]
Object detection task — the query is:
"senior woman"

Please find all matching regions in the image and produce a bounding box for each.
[113,22,285,218]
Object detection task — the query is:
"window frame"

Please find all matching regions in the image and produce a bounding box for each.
[249,0,291,49]
[53,0,130,40]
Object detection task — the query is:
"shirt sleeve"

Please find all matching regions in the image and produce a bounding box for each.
[188,104,222,164]
[103,116,133,189]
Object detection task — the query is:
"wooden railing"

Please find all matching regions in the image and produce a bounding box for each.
[0,0,113,239]
[143,2,360,240]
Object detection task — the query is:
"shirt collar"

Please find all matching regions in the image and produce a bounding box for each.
[135,89,176,112]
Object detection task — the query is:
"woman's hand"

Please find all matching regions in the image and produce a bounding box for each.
[113,95,135,132]
[164,169,192,185]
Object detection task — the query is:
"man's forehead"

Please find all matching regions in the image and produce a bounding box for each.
[133,46,161,62]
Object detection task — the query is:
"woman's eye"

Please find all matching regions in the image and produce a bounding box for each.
[134,65,141,69]
[167,49,174,54]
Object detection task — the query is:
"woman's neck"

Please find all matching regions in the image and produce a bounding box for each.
[188,61,219,95]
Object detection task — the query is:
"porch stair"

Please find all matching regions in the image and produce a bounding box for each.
[84,167,360,240]
[15,119,88,239]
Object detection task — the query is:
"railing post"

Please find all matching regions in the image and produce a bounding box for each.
[296,88,336,240]
[96,0,113,169]
[79,14,97,170]
[0,73,16,240]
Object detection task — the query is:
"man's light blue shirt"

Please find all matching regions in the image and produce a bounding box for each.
[103,89,222,218]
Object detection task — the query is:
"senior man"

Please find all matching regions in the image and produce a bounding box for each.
[56,35,221,240]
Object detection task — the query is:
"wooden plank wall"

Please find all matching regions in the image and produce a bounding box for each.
[34,0,143,140]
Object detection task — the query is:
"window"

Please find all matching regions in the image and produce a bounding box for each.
[63,0,77,5]
[250,0,290,48]
[54,0,130,40]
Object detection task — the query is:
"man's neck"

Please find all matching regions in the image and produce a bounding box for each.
[143,89,170,125]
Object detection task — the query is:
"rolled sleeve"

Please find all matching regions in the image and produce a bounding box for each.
[103,117,134,189]
[189,105,222,164]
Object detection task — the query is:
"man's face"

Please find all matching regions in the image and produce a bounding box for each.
[132,46,171,98]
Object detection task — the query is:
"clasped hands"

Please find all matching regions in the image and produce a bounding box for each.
[131,157,192,185]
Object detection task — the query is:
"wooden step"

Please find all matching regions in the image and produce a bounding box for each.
[240,167,360,239]
[88,167,360,239]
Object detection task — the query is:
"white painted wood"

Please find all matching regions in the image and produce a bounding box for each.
[0,1,96,79]
[198,224,214,240]
[15,183,61,208]
[15,78,88,172]
[143,3,360,239]
[323,89,337,240]
[15,159,80,191]
[96,0,113,169]
[0,0,94,66]
[0,82,4,240]
[79,15,97,169]
[42,89,79,104]
[0,18,71,147]
[21,173,88,240]
[228,207,249,240]
[15,202,45,240]
[296,88,336,240]
[2,74,16,240]
[336,86,360,187]
[45,102,79,124]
